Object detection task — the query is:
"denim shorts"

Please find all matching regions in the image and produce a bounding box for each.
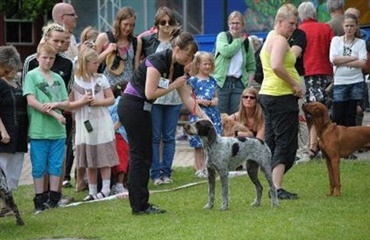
[332,82,364,102]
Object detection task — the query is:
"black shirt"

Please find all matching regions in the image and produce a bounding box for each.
[288,29,307,76]
[131,49,185,103]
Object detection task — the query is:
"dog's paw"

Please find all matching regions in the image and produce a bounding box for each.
[203,203,213,210]
[250,199,261,207]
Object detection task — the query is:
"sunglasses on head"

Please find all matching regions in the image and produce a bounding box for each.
[159,20,175,26]
[242,95,256,100]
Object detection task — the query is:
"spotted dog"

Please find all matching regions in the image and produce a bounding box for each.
[184,119,278,210]
[0,167,24,225]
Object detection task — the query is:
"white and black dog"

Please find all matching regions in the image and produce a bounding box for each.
[0,167,24,225]
[184,119,278,210]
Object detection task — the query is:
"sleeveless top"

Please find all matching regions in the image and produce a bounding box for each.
[259,48,300,96]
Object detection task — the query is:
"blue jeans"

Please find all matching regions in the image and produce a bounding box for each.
[217,77,244,115]
[151,104,182,179]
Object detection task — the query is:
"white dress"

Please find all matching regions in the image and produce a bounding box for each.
[73,74,118,168]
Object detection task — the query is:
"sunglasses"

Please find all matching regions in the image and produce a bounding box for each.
[242,95,256,100]
[159,20,175,26]
[63,13,77,17]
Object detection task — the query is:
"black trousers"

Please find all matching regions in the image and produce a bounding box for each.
[118,94,152,212]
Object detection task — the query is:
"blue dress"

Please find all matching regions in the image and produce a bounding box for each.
[188,76,222,148]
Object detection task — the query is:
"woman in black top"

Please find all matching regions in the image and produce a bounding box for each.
[118,32,205,215]
[0,46,28,193]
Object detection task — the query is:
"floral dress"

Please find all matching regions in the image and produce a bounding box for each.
[188,76,222,148]
[73,74,118,168]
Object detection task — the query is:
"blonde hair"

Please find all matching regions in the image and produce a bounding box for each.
[237,87,264,132]
[191,51,215,75]
[42,22,65,40]
[275,3,298,25]
[75,48,99,79]
[228,11,245,26]
[36,42,57,58]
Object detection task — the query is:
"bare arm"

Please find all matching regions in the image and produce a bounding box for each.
[0,117,10,143]
[95,32,116,64]
[177,83,207,118]
[27,95,67,125]
[144,67,188,100]
[270,36,302,97]
[90,88,115,107]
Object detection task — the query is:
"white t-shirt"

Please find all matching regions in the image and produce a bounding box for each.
[329,36,367,85]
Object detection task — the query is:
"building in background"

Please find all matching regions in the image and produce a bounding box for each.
[1,0,369,61]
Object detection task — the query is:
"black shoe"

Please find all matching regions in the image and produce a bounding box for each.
[277,188,298,200]
[132,204,167,215]
[344,153,358,160]
[33,195,46,214]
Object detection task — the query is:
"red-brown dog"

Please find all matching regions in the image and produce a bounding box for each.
[302,102,370,196]
[221,113,253,137]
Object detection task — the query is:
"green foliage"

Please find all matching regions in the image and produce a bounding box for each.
[1,0,59,20]
[1,161,370,240]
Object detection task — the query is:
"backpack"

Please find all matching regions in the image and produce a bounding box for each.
[214,31,249,59]
[98,31,137,73]
[254,46,264,84]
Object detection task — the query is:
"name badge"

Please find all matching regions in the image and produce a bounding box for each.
[158,77,169,89]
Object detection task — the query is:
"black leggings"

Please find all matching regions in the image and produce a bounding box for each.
[332,100,357,127]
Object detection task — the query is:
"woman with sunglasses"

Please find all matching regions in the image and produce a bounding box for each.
[135,7,183,186]
[231,87,264,140]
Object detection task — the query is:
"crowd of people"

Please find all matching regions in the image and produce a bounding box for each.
[0,0,369,216]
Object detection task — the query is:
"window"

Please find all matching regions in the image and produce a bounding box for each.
[5,19,34,44]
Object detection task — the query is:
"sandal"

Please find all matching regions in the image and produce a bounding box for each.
[96,191,108,199]
[308,149,319,159]
[83,194,96,201]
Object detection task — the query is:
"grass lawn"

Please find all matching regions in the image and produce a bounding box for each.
[1,159,370,240]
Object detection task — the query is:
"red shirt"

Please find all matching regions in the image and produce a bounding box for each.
[299,19,334,76]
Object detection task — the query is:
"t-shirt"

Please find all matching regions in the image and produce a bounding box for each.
[288,29,306,76]
[23,67,68,139]
[329,36,367,85]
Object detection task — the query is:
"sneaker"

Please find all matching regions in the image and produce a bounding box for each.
[277,188,298,200]
[112,185,128,194]
[195,169,207,178]
[84,194,96,201]
[153,178,164,186]
[62,180,73,188]
[132,204,167,215]
[162,176,173,184]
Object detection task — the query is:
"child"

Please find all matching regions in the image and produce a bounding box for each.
[68,47,118,201]
[188,51,222,178]
[23,42,70,212]
[109,82,129,194]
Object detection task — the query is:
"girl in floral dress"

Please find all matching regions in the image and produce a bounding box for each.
[188,52,222,178]
[69,48,118,200]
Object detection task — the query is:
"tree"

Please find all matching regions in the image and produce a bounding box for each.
[1,0,59,20]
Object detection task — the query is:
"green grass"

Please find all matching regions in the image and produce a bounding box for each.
[1,160,370,240]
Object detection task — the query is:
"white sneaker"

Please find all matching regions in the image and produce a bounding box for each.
[162,176,173,184]
[153,178,164,186]
[195,169,207,178]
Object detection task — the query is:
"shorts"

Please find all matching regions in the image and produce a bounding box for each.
[30,138,66,178]
[333,82,364,102]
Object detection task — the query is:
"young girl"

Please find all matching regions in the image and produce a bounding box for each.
[23,42,70,212]
[330,13,367,128]
[69,47,118,201]
[109,82,129,195]
[188,51,222,178]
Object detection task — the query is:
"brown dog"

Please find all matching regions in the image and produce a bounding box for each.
[221,113,253,137]
[302,102,370,196]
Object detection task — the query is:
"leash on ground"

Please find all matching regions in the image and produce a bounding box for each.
[62,171,248,208]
